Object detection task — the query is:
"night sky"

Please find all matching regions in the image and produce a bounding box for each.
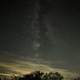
[0,0,80,75]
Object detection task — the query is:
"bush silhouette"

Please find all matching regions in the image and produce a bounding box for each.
[19,71,64,80]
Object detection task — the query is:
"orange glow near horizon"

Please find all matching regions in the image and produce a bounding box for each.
[0,60,79,80]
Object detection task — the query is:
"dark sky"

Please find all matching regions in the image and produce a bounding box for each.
[0,0,80,73]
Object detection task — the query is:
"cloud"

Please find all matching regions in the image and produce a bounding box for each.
[0,50,79,79]
[0,59,79,80]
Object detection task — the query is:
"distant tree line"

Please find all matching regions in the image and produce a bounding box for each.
[19,71,63,80]
[0,71,80,80]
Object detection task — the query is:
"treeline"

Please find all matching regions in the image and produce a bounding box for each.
[19,71,63,80]
[0,71,80,80]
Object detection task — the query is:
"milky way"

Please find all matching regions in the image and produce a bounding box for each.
[0,0,80,77]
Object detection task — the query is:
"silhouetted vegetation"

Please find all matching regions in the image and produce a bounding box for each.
[18,71,64,80]
[0,71,80,80]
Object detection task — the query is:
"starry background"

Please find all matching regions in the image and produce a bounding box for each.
[0,0,80,73]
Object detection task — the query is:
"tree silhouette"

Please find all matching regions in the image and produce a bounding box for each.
[19,71,64,80]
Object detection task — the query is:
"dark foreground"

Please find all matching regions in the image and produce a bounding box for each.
[0,71,80,80]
